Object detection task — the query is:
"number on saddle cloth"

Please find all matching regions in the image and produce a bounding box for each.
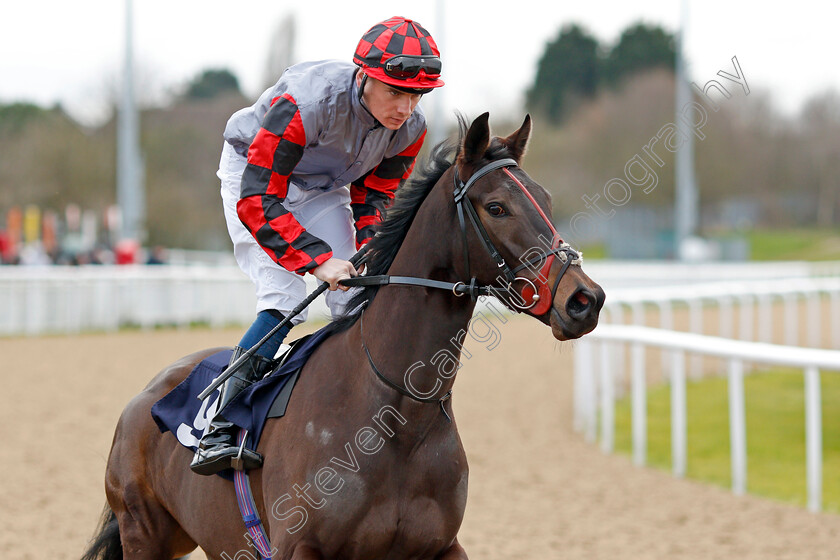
[152,330,328,461]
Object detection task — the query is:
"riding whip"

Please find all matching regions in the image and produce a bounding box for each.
[197,247,369,401]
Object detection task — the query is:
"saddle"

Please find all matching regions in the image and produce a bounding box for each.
[265,334,310,417]
[151,327,333,460]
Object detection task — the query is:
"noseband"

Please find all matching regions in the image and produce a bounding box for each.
[343,158,581,316]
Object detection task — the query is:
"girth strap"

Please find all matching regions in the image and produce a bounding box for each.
[233,431,273,560]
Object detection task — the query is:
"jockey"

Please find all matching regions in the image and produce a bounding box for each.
[191,16,445,476]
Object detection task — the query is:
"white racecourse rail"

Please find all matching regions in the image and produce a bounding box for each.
[574,324,840,512]
[1,259,837,337]
[0,265,329,336]
[600,277,840,349]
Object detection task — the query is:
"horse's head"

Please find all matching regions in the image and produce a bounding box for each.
[450,112,604,340]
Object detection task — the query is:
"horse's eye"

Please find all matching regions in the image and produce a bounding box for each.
[487,203,507,217]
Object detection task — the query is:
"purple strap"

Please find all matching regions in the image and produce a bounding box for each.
[233,430,274,559]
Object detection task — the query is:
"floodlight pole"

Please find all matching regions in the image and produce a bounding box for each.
[428,0,447,148]
[674,0,698,260]
[117,0,146,243]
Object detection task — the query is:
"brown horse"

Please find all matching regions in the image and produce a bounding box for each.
[82,113,604,560]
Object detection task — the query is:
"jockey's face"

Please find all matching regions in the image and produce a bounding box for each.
[357,72,422,131]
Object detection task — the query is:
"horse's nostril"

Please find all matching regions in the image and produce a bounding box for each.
[567,289,594,319]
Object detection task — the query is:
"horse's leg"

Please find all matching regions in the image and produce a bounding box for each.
[435,539,468,559]
[107,478,196,559]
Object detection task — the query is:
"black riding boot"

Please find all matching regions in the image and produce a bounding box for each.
[190,347,274,476]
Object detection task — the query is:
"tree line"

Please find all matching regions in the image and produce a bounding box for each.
[527,23,676,123]
[0,25,838,256]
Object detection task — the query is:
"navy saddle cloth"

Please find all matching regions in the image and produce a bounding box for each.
[151,326,332,455]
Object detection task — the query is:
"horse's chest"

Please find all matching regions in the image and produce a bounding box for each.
[288,430,469,558]
[330,461,468,559]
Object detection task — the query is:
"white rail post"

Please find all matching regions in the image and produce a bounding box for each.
[804,365,823,512]
[575,339,597,443]
[658,301,674,382]
[688,299,703,378]
[738,294,754,342]
[600,341,615,454]
[671,349,687,478]
[619,302,645,398]
[631,342,647,466]
[658,300,674,331]
[784,294,799,346]
[806,293,821,348]
[758,294,773,344]
[719,296,734,339]
[631,302,645,327]
[727,358,747,495]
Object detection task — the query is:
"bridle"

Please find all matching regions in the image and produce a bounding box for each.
[344,158,581,315]
[452,157,581,316]
[343,157,582,416]
[345,158,581,314]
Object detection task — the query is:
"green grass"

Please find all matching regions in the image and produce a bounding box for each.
[578,243,607,259]
[613,368,840,512]
[741,228,840,261]
[583,228,840,261]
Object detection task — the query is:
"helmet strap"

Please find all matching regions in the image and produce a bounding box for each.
[356,72,382,128]
[358,73,368,100]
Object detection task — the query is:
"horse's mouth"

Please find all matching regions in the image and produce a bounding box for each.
[549,307,597,341]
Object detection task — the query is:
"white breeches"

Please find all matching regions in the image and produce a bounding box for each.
[218,141,357,325]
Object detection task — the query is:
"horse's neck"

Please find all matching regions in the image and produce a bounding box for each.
[360,185,475,408]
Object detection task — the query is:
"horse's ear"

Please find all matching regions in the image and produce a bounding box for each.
[458,112,491,168]
[501,114,532,163]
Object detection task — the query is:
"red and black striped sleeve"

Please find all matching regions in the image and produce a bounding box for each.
[350,130,426,248]
[236,93,332,275]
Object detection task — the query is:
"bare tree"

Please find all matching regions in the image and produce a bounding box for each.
[801,91,840,227]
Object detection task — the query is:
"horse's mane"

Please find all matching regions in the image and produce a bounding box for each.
[326,115,516,334]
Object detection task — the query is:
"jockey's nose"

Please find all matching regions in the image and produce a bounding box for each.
[397,96,413,116]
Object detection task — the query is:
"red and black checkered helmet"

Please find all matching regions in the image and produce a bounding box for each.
[353,16,444,90]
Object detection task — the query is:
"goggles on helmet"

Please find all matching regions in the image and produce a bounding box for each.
[383,55,442,80]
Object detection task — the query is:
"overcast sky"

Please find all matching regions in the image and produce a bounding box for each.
[2,1,838,126]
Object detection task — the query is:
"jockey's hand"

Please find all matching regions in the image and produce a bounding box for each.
[312,258,359,291]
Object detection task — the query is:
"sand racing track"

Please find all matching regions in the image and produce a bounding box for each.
[2,317,839,559]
